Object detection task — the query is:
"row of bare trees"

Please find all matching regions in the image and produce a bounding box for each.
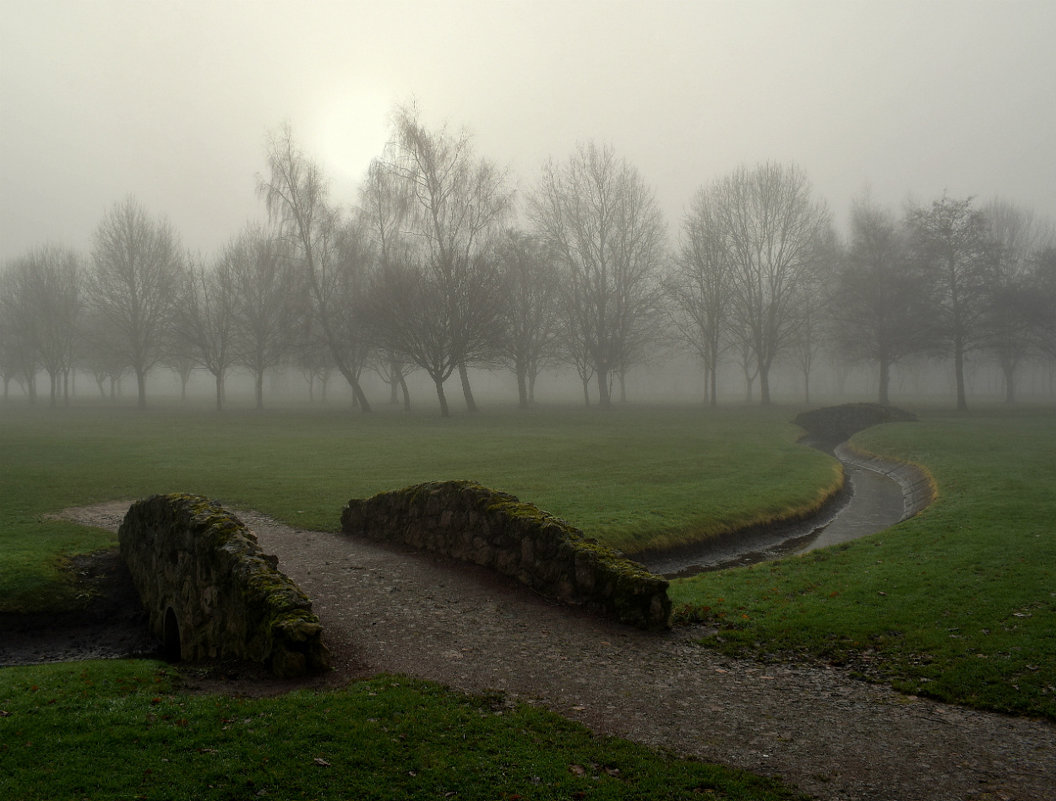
[669,171,1056,410]
[3,108,1055,413]
[254,112,673,416]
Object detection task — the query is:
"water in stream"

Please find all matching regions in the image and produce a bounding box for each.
[643,456,907,578]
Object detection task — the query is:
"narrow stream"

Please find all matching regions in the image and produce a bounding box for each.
[642,444,909,579]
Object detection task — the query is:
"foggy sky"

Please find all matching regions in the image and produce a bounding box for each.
[2,0,1055,264]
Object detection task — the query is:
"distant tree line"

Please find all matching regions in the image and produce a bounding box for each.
[3,107,1055,414]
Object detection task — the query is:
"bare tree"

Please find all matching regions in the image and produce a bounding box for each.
[30,247,82,405]
[366,257,458,416]
[980,200,1054,403]
[530,141,667,408]
[172,256,239,411]
[830,196,931,405]
[0,259,41,401]
[907,194,994,411]
[1,247,82,405]
[670,188,733,406]
[86,196,183,409]
[323,217,376,408]
[788,260,830,405]
[359,160,416,410]
[1029,245,1056,365]
[227,225,297,410]
[551,267,597,406]
[710,163,831,405]
[495,229,561,407]
[381,105,513,412]
[258,123,372,411]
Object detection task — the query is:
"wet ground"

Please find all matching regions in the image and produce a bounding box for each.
[0,550,160,666]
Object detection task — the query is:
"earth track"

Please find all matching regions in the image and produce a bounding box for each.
[11,500,1055,801]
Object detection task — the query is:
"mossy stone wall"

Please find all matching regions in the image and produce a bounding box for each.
[340,481,670,630]
[119,494,330,678]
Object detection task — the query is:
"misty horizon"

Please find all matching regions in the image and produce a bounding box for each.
[2,1,1055,262]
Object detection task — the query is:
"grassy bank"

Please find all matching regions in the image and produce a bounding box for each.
[670,410,1056,719]
[0,662,805,801]
[0,402,836,614]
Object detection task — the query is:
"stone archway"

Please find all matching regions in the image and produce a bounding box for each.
[163,606,181,662]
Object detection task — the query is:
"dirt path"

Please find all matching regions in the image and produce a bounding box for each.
[244,513,1055,801]
[31,500,1055,801]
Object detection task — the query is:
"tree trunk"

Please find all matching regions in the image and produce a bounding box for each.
[1001,359,1016,404]
[135,368,148,410]
[255,370,265,411]
[398,373,411,412]
[215,372,224,412]
[516,366,529,409]
[335,364,372,412]
[596,367,612,408]
[878,358,891,406]
[434,376,450,418]
[458,361,478,413]
[954,340,968,411]
[581,377,591,407]
[758,368,771,406]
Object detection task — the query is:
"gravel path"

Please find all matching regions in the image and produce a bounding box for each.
[239,512,1056,801]
[18,497,1055,801]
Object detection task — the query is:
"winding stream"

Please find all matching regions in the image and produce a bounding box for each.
[642,440,929,578]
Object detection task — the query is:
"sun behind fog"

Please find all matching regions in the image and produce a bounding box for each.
[305,85,392,188]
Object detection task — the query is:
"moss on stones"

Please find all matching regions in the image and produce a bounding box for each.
[341,480,670,630]
[119,493,330,678]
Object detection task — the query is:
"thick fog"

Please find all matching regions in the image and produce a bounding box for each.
[3,0,1055,261]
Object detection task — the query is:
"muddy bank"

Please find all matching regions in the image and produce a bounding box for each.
[0,549,160,666]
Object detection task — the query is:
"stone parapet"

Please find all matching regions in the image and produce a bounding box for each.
[119,494,330,678]
[341,481,670,630]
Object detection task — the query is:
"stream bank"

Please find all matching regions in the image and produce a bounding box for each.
[640,403,933,577]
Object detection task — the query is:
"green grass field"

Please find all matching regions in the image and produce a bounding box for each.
[0,402,836,614]
[0,401,833,801]
[1,399,1054,799]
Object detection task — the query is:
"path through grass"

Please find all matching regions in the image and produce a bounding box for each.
[0,402,836,614]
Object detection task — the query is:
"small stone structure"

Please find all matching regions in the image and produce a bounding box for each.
[341,480,671,630]
[794,402,918,452]
[119,494,330,678]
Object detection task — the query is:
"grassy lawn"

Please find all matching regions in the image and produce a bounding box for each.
[0,401,836,614]
[0,400,827,800]
[2,399,1053,798]
[670,408,1056,719]
[0,661,805,801]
